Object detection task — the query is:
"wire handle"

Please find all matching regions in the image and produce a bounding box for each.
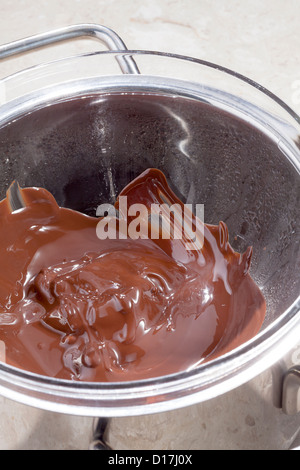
[0,23,140,75]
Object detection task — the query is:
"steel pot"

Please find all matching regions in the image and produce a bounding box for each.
[0,24,299,450]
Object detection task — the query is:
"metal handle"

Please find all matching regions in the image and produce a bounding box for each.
[89,418,112,450]
[0,23,140,75]
[282,366,300,415]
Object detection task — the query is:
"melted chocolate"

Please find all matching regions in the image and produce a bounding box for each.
[0,169,266,381]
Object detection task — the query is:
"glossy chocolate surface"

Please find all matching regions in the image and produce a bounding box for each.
[0,169,266,381]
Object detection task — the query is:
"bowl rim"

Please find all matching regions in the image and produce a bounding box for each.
[0,49,299,415]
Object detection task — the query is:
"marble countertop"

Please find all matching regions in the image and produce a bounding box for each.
[0,0,299,450]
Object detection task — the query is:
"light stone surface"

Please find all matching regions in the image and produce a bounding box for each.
[0,0,299,450]
[0,0,299,114]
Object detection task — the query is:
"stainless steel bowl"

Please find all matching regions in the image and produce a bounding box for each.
[0,25,299,449]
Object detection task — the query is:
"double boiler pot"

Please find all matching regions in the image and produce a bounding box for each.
[0,25,299,450]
